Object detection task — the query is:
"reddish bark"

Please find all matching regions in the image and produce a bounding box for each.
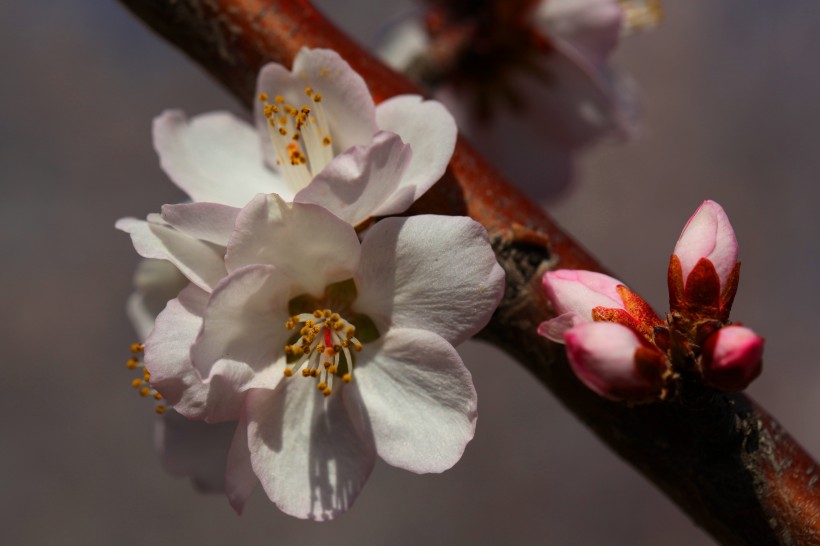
[117,1,820,543]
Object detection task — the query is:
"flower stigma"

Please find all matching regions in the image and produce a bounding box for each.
[283,308,364,397]
[125,342,166,414]
[258,87,335,191]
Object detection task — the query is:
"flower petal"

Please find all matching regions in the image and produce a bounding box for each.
[255,48,376,164]
[145,284,248,422]
[225,194,361,295]
[294,131,411,226]
[225,412,257,514]
[116,217,226,292]
[673,200,738,287]
[161,202,239,247]
[542,269,626,319]
[153,110,288,206]
[245,383,376,520]
[348,328,476,473]
[535,0,624,67]
[155,410,235,494]
[373,95,457,216]
[190,264,290,397]
[354,215,504,345]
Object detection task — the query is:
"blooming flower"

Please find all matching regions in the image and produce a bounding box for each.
[143,194,505,519]
[117,47,457,288]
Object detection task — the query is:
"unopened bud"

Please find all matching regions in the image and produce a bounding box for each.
[701,325,764,392]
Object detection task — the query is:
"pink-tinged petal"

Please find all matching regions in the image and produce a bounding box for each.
[537,312,583,343]
[701,325,764,392]
[295,131,411,226]
[564,321,662,401]
[543,269,625,319]
[190,264,290,396]
[535,0,624,66]
[145,284,247,422]
[372,95,457,216]
[225,411,257,514]
[153,110,288,206]
[116,217,226,292]
[245,383,376,520]
[255,48,376,161]
[225,194,361,295]
[161,202,239,247]
[348,328,476,473]
[154,410,235,494]
[673,200,738,288]
[355,215,505,346]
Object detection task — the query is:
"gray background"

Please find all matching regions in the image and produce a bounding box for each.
[2,1,818,544]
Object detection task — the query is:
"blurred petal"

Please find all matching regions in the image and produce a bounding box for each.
[161,202,239,247]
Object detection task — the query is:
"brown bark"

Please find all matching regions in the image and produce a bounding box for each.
[117,1,820,543]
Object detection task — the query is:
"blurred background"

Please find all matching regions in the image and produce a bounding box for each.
[2,1,818,544]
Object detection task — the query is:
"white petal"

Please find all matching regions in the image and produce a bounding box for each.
[225,413,257,514]
[245,383,376,520]
[373,95,457,215]
[535,0,623,66]
[295,131,411,226]
[154,110,289,207]
[154,410,235,494]
[355,215,505,345]
[161,202,239,247]
[190,264,290,399]
[116,217,226,293]
[145,284,248,422]
[225,194,361,295]
[348,328,476,473]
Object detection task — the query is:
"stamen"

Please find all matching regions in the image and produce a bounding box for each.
[282,307,366,395]
[124,342,165,414]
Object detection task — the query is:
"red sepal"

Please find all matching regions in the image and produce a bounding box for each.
[718,261,741,322]
[683,257,721,319]
[668,254,685,314]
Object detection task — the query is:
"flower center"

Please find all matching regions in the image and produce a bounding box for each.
[258,87,335,191]
[283,308,363,397]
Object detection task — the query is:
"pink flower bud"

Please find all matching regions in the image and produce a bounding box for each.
[564,322,665,401]
[540,269,662,343]
[701,325,764,392]
[673,200,738,289]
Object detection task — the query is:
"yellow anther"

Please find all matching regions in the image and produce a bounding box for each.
[322,136,332,147]
[353,342,363,352]
[278,116,287,126]
[316,344,325,353]
[139,387,151,397]
[275,95,285,104]
[283,368,293,377]
[333,321,344,331]
[313,310,323,318]
[155,405,167,415]
[285,320,295,329]
[263,104,274,118]
[302,369,311,377]
[305,86,313,96]
[258,92,269,102]
[311,369,320,378]
[126,358,138,369]
[278,127,287,136]
[324,347,335,357]
[322,388,332,397]
[313,93,322,102]
[343,373,352,383]
[131,378,143,388]
[317,381,327,391]
[328,365,338,374]
[341,339,349,348]
[323,309,332,318]
[292,133,300,141]
[130,343,144,353]
[153,392,163,400]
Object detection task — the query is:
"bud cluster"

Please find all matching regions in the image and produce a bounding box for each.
[538,200,764,402]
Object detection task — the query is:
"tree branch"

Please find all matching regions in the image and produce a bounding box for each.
[117,1,820,543]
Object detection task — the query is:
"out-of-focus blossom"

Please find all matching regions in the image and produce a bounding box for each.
[701,325,764,392]
[379,0,660,199]
[565,321,665,401]
[142,194,505,519]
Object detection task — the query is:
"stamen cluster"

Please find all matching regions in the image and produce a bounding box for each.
[283,308,363,397]
[126,343,166,414]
